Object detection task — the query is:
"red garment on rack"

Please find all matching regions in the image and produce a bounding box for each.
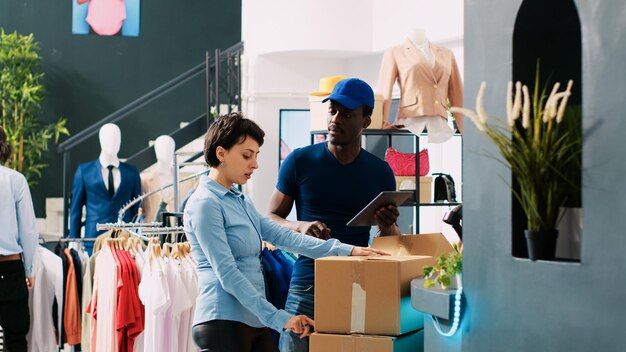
[113,248,145,352]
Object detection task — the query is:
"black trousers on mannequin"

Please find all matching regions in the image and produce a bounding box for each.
[192,320,278,352]
[0,260,30,352]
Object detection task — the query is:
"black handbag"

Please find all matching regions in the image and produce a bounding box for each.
[433,173,457,203]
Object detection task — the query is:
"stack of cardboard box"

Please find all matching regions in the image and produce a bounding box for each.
[311,233,454,352]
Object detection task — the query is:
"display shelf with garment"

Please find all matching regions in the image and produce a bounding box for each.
[377,28,464,143]
[69,124,142,255]
[310,128,461,234]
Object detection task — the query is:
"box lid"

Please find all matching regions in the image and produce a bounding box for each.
[371,232,455,257]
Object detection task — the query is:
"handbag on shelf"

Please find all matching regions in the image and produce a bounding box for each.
[433,173,457,203]
[384,147,430,176]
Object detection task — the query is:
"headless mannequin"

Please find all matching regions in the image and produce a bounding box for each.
[141,135,197,222]
[378,28,464,142]
[99,123,122,193]
[71,122,142,254]
[154,135,175,200]
[408,28,434,67]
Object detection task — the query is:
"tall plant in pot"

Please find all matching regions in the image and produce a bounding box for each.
[452,71,581,261]
[0,29,69,185]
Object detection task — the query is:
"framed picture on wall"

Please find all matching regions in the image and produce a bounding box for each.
[72,0,140,37]
[279,109,313,167]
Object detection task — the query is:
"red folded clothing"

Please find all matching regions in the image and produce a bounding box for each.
[385,147,429,176]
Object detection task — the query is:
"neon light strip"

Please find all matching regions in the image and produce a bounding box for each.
[430,286,463,337]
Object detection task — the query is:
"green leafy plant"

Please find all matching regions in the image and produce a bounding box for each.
[0,29,69,185]
[451,68,581,231]
[423,242,462,289]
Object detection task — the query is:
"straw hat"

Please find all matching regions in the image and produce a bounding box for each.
[310,75,347,96]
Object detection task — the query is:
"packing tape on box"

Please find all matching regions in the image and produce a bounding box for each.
[350,260,366,333]
[340,336,376,352]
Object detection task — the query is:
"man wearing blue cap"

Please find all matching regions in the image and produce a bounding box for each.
[268,78,400,351]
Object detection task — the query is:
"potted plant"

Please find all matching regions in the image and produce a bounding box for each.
[423,242,462,290]
[451,70,581,261]
[0,29,69,185]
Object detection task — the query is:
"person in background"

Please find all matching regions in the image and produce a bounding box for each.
[183,112,386,352]
[267,78,401,351]
[0,126,38,352]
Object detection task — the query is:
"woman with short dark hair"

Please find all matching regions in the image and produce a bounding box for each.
[0,126,38,352]
[184,112,384,352]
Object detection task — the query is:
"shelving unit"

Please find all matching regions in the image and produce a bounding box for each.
[311,129,461,232]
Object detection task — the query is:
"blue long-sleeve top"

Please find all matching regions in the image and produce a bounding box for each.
[0,165,38,276]
[184,176,353,332]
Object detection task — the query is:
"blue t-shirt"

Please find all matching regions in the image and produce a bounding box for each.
[276,142,396,286]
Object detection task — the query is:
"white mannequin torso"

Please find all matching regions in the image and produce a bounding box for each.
[153,135,176,199]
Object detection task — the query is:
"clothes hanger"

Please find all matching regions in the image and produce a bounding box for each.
[263,241,277,251]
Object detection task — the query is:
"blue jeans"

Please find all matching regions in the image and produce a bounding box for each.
[279,283,314,352]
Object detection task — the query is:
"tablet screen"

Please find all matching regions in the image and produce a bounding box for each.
[346,191,414,227]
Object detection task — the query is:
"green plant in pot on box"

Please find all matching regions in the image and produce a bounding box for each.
[0,29,69,185]
[423,242,462,289]
[450,69,581,261]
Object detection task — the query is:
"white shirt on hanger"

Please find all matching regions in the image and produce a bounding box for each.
[138,256,170,352]
[163,259,192,352]
[26,246,63,351]
[179,257,198,351]
[93,245,119,352]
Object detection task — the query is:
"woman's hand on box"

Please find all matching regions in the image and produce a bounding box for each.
[350,246,390,257]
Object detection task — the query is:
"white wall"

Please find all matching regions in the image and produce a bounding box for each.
[372,0,464,51]
[242,0,464,237]
[242,0,374,58]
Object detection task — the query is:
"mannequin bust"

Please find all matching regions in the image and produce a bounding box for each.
[154,135,176,199]
[140,135,198,222]
[377,29,464,140]
[70,122,142,254]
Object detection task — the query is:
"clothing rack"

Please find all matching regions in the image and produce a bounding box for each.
[96,221,163,231]
[97,221,168,241]
[97,221,186,242]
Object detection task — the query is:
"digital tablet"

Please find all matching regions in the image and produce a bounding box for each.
[346,191,414,227]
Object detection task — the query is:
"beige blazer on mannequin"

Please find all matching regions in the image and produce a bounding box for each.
[377,39,463,123]
[140,170,198,222]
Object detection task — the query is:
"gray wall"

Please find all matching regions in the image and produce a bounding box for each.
[0,1,241,215]
[461,0,626,351]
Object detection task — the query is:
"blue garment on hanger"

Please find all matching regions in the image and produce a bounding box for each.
[272,250,294,287]
[261,248,288,310]
[279,250,296,266]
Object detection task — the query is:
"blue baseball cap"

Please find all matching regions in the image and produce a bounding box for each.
[322,78,375,110]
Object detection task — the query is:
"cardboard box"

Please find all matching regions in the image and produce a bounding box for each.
[395,176,432,203]
[315,233,455,336]
[310,330,424,352]
[309,94,384,131]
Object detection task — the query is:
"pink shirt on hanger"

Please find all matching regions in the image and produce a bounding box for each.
[86,0,127,36]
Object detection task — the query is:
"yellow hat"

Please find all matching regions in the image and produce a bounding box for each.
[310,75,347,96]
